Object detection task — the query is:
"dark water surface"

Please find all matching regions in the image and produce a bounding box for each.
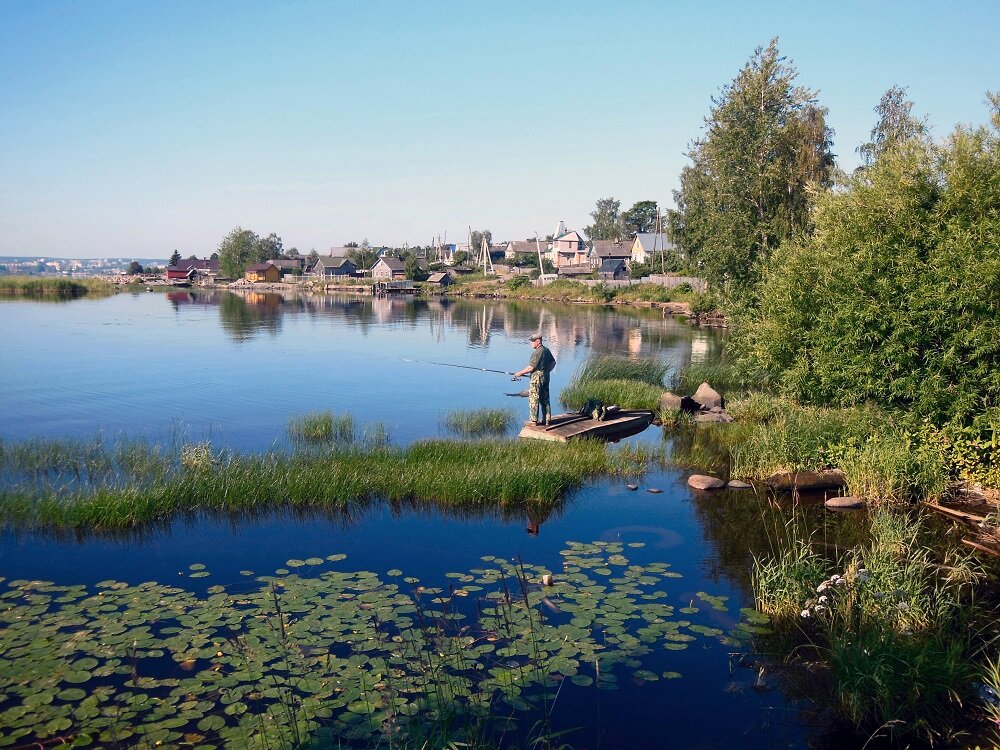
[0,290,819,748]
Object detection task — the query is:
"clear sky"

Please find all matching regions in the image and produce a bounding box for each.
[1,0,997,259]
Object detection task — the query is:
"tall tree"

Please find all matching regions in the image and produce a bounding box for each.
[672,38,834,291]
[620,200,658,236]
[256,233,284,260]
[169,249,181,266]
[126,260,144,275]
[347,246,377,271]
[218,227,261,278]
[857,86,927,168]
[584,198,622,240]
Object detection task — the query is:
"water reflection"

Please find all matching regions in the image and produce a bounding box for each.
[168,290,724,368]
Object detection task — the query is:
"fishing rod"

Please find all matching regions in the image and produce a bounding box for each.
[402,358,518,377]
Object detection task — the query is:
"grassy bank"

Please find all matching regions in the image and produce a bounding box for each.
[0,275,114,299]
[0,436,648,531]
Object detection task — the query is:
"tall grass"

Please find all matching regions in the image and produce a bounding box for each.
[0,437,646,531]
[0,275,113,298]
[752,509,985,743]
[442,408,516,437]
[724,395,947,504]
[287,411,355,444]
[576,355,668,387]
[559,355,666,412]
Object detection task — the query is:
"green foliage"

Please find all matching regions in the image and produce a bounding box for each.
[584,197,622,240]
[620,200,658,236]
[673,38,834,292]
[441,408,515,437]
[169,249,181,266]
[452,250,469,266]
[733,99,1000,431]
[217,227,285,278]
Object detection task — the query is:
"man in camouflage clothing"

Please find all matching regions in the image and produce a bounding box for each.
[514,333,556,425]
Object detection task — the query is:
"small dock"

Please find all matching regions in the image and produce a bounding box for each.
[519,411,654,443]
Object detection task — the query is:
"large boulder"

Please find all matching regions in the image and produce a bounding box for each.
[692,382,724,410]
[688,474,726,491]
[659,391,683,412]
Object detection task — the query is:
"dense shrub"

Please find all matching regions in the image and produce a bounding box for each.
[732,100,1000,455]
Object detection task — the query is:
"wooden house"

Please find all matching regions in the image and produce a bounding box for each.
[598,258,629,280]
[245,263,281,283]
[372,256,407,281]
[551,230,588,268]
[589,240,632,269]
[426,271,452,287]
[631,233,674,265]
[313,256,357,279]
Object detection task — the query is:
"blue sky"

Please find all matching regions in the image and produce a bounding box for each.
[1,0,997,258]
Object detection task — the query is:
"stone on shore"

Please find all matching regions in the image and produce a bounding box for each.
[659,391,683,412]
[765,469,847,491]
[688,474,726,491]
[727,480,753,490]
[825,496,864,510]
[692,382,724,410]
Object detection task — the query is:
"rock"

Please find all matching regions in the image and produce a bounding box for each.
[765,469,847,491]
[825,496,864,510]
[659,391,683,412]
[646,488,663,494]
[692,382,724,410]
[688,474,726,491]
[625,483,638,491]
[727,480,753,490]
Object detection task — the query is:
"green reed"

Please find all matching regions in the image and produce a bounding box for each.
[287,411,355,444]
[0,438,645,531]
[442,408,516,437]
[0,275,114,298]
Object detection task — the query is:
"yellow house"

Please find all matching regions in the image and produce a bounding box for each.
[244,263,281,283]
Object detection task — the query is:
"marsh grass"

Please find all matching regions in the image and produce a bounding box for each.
[0,437,645,531]
[672,361,750,396]
[577,356,668,387]
[753,509,985,743]
[442,408,516,437]
[559,355,667,412]
[287,411,355,444]
[559,379,663,412]
[0,275,113,298]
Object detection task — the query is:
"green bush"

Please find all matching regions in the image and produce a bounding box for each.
[732,103,1000,428]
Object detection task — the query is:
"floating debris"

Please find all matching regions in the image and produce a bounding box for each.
[626,483,639,491]
[646,488,663,494]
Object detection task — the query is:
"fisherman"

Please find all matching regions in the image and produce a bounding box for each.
[513,333,556,426]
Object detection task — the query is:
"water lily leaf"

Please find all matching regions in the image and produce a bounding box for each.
[196,714,226,731]
[189,572,210,579]
[304,557,324,566]
[662,671,683,679]
[189,564,206,571]
[326,554,347,562]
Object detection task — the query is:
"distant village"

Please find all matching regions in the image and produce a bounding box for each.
[1,221,688,292]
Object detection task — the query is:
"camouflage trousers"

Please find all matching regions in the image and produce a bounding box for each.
[528,371,551,424]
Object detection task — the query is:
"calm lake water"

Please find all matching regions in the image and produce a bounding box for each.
[1,290,829,748]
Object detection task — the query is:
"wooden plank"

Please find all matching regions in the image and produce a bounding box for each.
[961,538,1000,557]
[921,501,987,525]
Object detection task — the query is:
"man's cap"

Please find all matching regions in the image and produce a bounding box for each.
[529,333,542,341]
